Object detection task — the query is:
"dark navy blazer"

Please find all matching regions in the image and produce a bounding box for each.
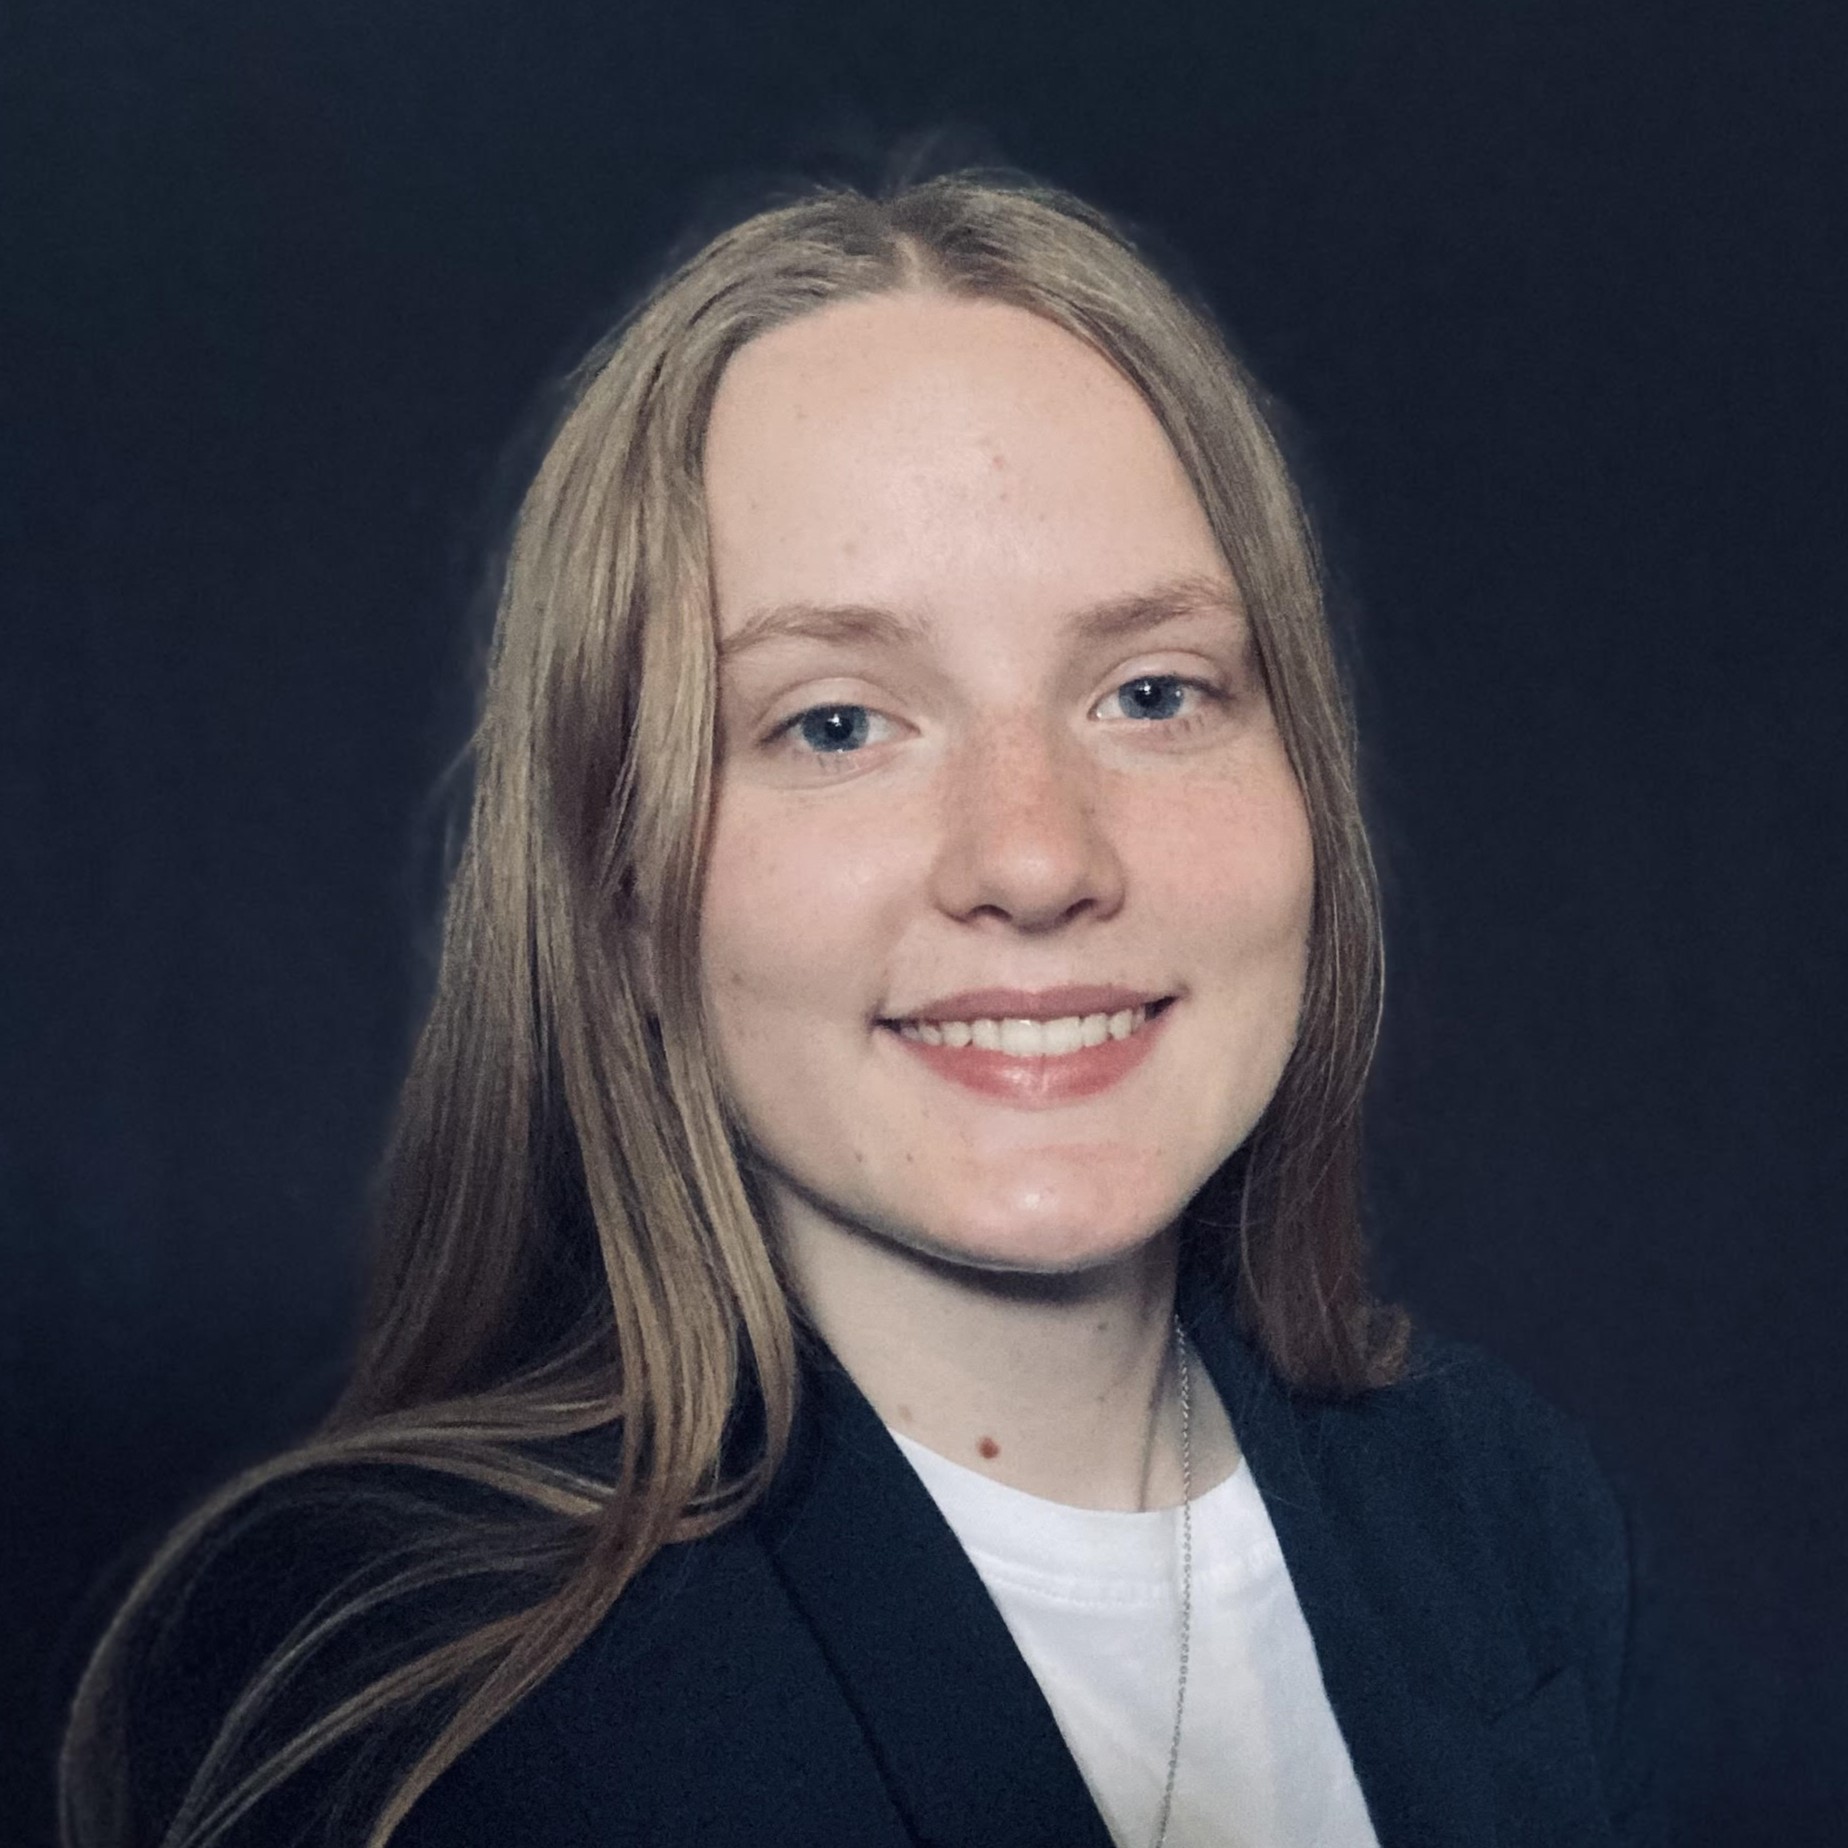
[385,1276,1665,1848]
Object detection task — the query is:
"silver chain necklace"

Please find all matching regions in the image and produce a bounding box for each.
[1148,1313,1193,1848]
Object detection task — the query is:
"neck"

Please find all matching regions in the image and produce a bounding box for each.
[779,1212,1237,1510]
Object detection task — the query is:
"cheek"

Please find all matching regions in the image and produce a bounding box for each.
[1129,763,1315,969]
[698,789,909,1035]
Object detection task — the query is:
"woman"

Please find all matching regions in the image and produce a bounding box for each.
[62,170,1661,1848]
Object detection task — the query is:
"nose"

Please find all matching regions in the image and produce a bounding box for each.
[929,716,1128,932]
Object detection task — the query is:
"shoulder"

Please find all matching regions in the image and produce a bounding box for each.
[1296,1333,1633,1663]
[108,1454,564,1848]
[110,1413,910,1848]
[1204,1302,1630,1600]
[1344,1333,1626,1538]
[398,1508,912,1848]
[1280,1333,1671,1843]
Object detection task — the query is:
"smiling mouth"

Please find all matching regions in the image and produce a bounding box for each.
[880,998,1174,1058]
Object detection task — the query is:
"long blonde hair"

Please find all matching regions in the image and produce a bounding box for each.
[61,168,1401,1848]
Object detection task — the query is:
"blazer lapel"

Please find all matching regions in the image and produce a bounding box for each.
[1180,1278,1501,1848]
[749,1292,1610,1848]
[750,1346,1117,1848]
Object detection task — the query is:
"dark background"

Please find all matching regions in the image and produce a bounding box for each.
[4,2,1843,1843]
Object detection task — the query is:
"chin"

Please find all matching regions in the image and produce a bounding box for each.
[888,1182,1184,1279]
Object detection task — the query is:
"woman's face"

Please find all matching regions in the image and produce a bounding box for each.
[698,292,1313,1276]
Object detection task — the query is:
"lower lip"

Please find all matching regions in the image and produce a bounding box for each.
[879,1004,1173,1107]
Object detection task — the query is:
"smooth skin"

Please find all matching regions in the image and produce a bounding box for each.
[699,292,1313,1510]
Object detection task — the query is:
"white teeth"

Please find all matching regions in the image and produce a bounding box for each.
[998,1018,1040,1056]
[894,1006,1152,1057]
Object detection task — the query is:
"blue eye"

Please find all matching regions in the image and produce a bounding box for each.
[794,705,873,753]
[1113,676,1189,720]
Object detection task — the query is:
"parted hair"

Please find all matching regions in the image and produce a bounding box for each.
[61,165,1403,1848]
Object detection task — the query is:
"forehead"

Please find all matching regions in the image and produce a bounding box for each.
[701,292,1228,641]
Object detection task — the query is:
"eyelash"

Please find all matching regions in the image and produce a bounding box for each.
[767,674,1228,765]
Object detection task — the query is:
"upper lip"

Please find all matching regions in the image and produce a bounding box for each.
[881,985,1172,1024]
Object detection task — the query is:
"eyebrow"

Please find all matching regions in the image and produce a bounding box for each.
[717,572,1245,663]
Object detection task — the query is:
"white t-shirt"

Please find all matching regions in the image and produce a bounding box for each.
[888,1428,1381,1848]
